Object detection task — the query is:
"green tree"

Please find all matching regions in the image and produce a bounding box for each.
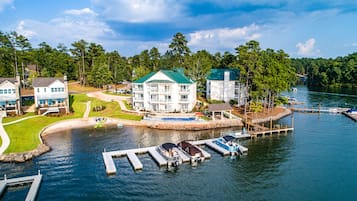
[186,50,214,94]
[71,39,89,86]
[88,63,112,88]
[168,32,191,67]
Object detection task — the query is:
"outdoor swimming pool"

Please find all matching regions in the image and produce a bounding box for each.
[160,117,196,121]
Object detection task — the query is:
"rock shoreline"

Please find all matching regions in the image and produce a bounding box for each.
[0,109,291,163]
[0,143,50,163]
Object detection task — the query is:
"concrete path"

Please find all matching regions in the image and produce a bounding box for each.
[83,101,91,118]
[87,91,132,112]
[2,115,41,126]
[0,117,10,155]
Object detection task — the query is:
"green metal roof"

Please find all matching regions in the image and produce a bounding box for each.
[133,72,155,83]
[161,70,193,84]
[133,69,194,84]
[207,68,239,81]
[147,79,174,83]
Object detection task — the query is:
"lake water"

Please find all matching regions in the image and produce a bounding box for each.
[1,86,357,201]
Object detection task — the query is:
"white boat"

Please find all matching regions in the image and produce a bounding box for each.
[214,135,240,156]
[157,143,182,168]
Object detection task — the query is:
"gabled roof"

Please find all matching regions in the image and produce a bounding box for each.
[0,78,17,84]
[32,77,64,87]
[133,69,194,84]
[161,70,193,84]
[207,68,239,81]
[133,72,156,83]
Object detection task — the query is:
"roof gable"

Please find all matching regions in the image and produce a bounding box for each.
[207,68,239,81]
[33,77,64,87]
[0,78,17,84]
[161,70,193,84]
[133,72,155,83]
[0,80,16,88]
[133,69,194,84]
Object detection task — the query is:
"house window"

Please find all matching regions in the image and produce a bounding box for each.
[164,85,170,92]
[44,88,46,92]
[12,89,15,94]
[180,85,188,92]
[4,89,7,94]
[37,88,40,93]
[181,104,189,111]
[181,95,188,101]
[0,89,3,94]
[58,99,64,103]
[39,100,46,105]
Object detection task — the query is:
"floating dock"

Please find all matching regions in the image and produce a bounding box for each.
[291,107,349,113]
[342,112,357,122]
[0,173,42,201]
[103,137,248,175]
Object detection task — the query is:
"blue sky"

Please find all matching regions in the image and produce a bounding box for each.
[1,0,357,58]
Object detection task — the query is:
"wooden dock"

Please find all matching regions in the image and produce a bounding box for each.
[0,173,42,201]
[102,137,248,175]
[342,112,357,122]
[291,107,349,113]
[251,127,294,137]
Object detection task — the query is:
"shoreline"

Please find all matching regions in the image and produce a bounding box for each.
[0,108,291,163]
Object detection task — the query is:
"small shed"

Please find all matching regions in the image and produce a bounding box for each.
[208,103,232,120]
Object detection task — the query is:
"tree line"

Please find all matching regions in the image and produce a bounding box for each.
[291,53,357,89]
[0,31,296,109]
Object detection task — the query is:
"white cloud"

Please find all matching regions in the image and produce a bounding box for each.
[0,0,13,12]
[15,8,115,47]
[296,38,320,57]
[188,24,261,52]
[64,8,97,16]
[92,0,183,23]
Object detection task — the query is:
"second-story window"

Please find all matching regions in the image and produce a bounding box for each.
[164,85,170,92]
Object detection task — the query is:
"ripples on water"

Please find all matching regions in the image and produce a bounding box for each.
[1,86,357,201]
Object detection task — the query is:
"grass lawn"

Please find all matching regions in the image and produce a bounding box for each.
[2,112,36,124]
[68,82,101,93]
[90,99,142,121]
[3,94,89,153]
[3,93,141,153]
[103,91,132,97]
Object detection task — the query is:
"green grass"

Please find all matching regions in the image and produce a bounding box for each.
[3,94,89,153]
[123,100,133,110]
[90,99,142,121]
[3,93,141,153]
[103,91,132,97]
[2,112,36,123]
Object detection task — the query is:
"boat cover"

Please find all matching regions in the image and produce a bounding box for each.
[222,135,235,142]
[161,143,177,151]
[178,141,202,156]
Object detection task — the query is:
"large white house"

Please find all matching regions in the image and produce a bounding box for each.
[132,69,196,113]
[0,76,21,117]
[206,68,247,105]
[33,76,70,115]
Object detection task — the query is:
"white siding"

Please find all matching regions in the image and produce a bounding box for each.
[132,71,196,112]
